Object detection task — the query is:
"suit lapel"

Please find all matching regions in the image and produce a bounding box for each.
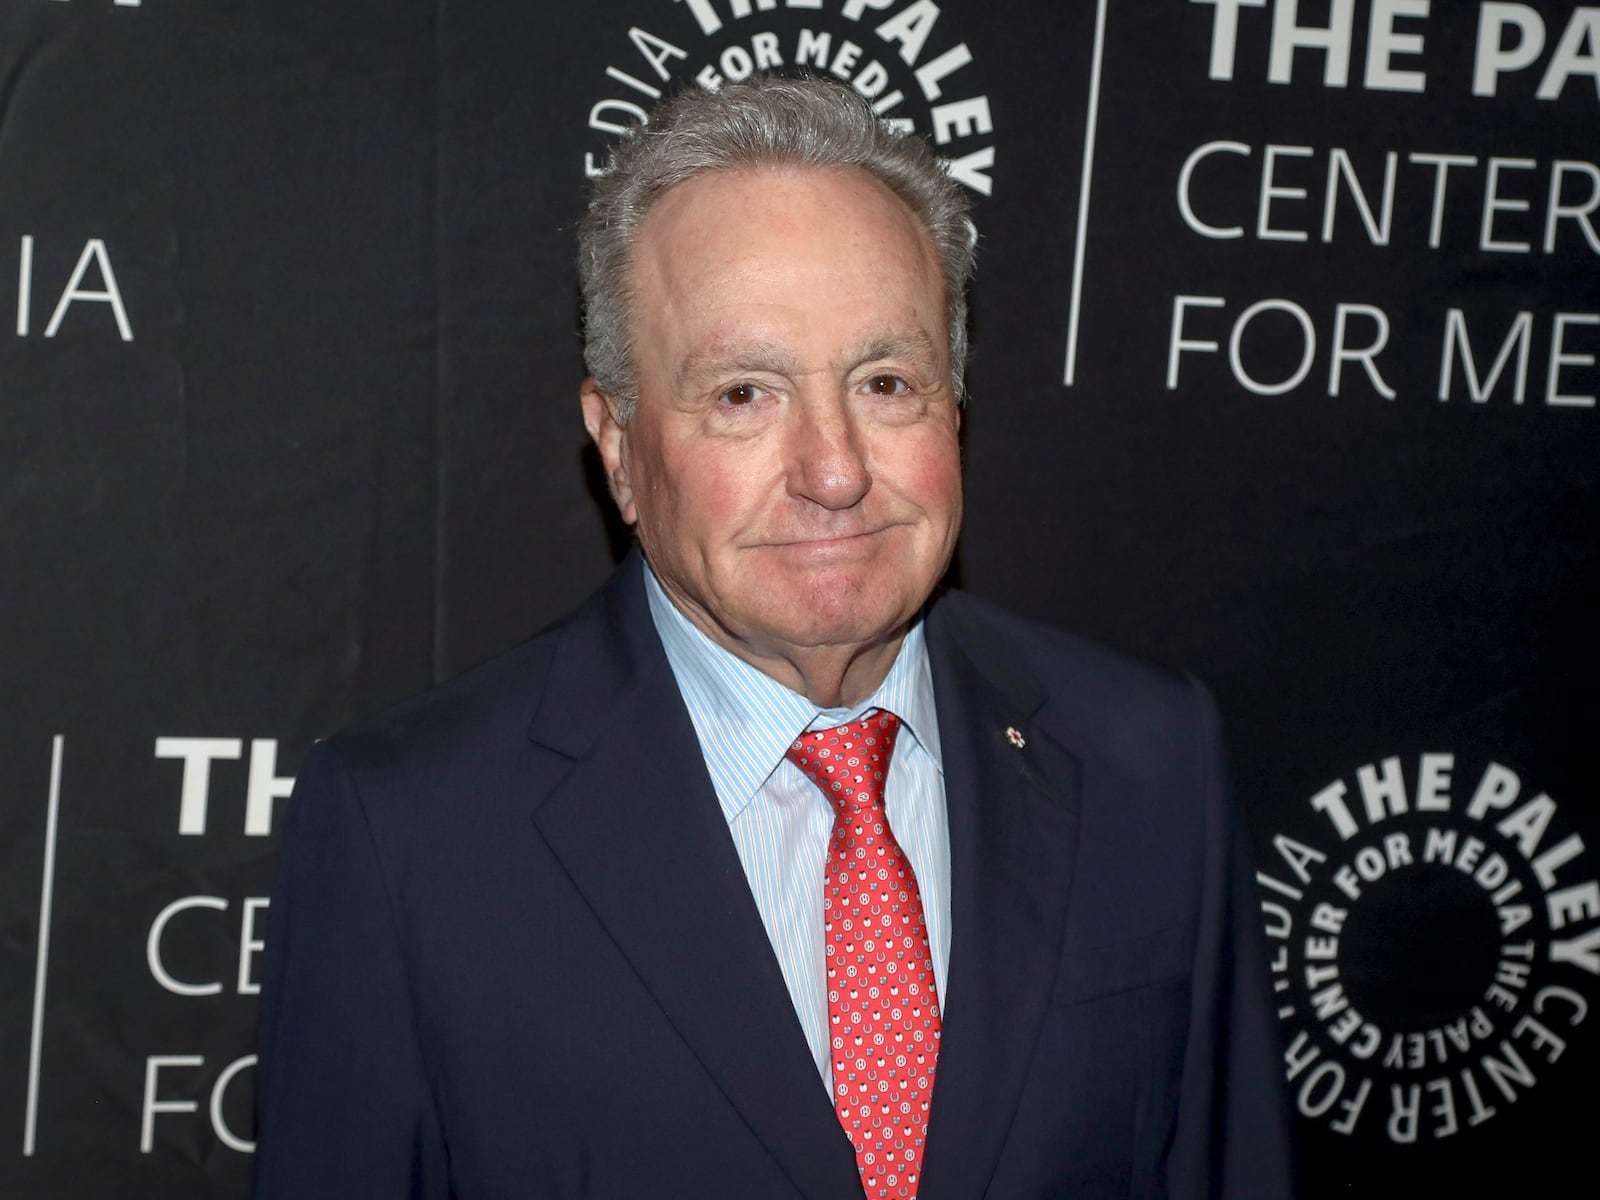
[919,595,1085,1200]
[526,557,859,1198]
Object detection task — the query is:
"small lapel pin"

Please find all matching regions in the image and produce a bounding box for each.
[1005,726,1026,749]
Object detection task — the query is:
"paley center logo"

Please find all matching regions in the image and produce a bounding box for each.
[581,0,996,196]
[1258,752,1597,1145]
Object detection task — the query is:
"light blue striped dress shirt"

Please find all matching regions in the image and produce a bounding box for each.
[643,565,952,1088]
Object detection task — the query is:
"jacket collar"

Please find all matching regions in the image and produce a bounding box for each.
[526,552,861,1195]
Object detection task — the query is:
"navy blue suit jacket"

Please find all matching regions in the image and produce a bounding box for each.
[255,554,1293,1198]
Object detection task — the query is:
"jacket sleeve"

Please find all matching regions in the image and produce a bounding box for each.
[1164,678,1298,1199]
[253,740,449,1199]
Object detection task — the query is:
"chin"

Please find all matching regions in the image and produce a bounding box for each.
[793,579,917,648]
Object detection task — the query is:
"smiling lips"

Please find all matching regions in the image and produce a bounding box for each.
[757,526,901,555]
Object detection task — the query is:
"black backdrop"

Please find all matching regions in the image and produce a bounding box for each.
[2,1,1595,1196]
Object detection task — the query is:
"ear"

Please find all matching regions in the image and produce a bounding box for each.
[580,377,638,525]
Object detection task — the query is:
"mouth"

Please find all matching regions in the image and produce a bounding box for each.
[757,527,895,554]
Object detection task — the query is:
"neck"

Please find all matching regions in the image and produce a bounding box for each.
[734,636,905,710]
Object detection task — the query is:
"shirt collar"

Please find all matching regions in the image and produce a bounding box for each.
[643,560,943,824]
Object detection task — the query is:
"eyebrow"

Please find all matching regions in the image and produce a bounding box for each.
[852,331,942,369]
[675,340,801,392]
[675,330,943,392]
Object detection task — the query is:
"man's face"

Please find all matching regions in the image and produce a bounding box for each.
[582,164,963,686]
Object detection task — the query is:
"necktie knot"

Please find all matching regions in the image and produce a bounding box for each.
[785,710,900,815]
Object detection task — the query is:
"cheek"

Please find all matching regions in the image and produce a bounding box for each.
[926,448,964,503]
[639,444,764,547]
[895,434,963,515]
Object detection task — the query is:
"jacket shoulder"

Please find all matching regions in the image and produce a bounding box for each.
[323,559,654,782]
[929,589,1219,764]
[326,631,560,782]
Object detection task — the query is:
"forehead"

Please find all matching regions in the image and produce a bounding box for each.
[628,164,946,357]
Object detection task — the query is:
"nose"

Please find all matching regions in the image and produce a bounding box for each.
[785,391,871,510]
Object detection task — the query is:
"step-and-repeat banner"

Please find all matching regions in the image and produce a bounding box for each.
[2,2,1594,1196]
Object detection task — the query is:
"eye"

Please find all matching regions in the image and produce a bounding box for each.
[720,382,767,406]
[863,374,911,396]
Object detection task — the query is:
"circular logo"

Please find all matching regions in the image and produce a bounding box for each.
[581,0,996,196]
[1258,753,1597,1146]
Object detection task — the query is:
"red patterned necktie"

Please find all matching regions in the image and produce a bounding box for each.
[786,710,941,1199]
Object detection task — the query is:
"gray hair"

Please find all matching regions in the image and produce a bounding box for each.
[578,74,976,422]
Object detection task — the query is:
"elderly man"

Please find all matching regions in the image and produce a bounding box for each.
[255,77,1292,1199]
